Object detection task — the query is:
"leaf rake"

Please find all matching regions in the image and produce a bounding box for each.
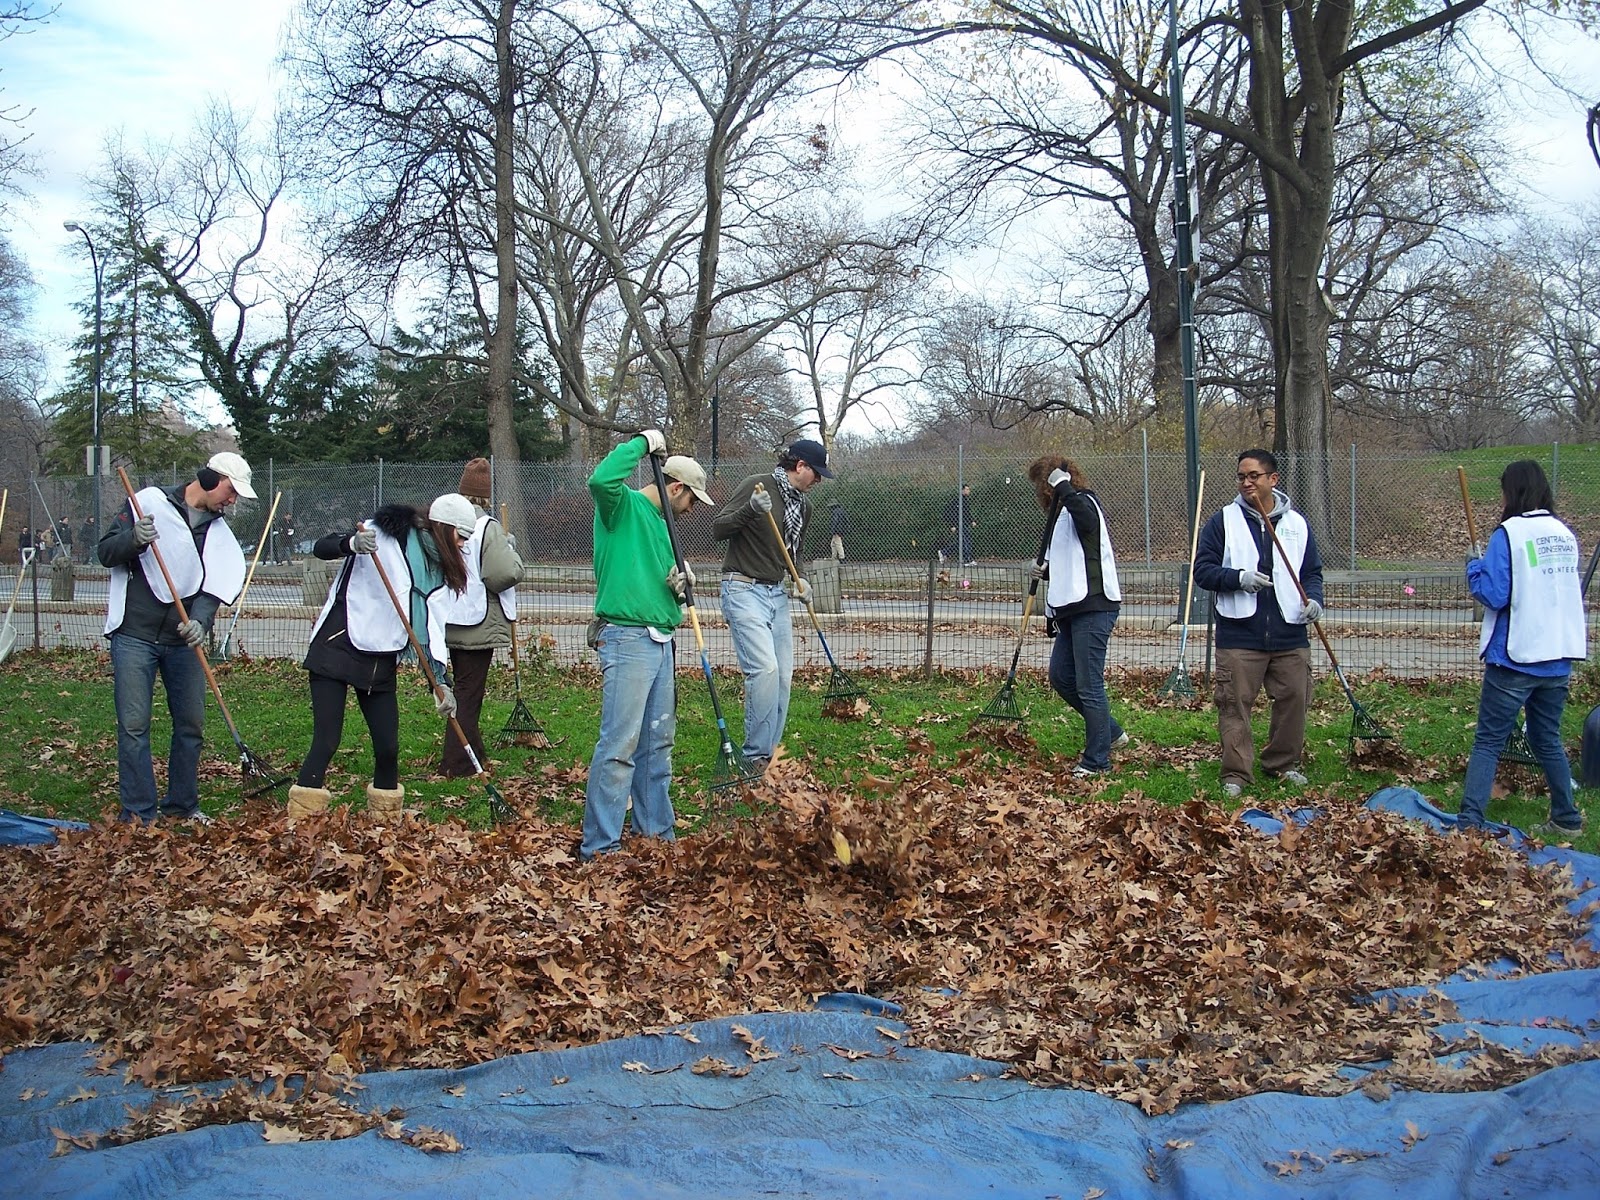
[495,505,557,749]
[363,523,516,825]
[753,484,865,709]
[217,490,280,661]
[979,496,1064,724]
[1250,489,1391,746]
[1157,470,1206,701]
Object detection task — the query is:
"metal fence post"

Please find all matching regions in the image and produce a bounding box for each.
[1142,427,1152,564]
[1553,441,1560,501]
[377,458,384,509]
[924,557,936,680]
[1349,442,1357,570]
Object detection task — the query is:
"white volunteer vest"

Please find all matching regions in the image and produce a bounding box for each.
[427,514,516,629]
[1045,489,1121,608]
[104,487,245,634]
[311,528,416,655]
[1479,512,1587,664]
[1215,501,1311,623]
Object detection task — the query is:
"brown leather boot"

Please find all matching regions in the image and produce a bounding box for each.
[287,785,332,821]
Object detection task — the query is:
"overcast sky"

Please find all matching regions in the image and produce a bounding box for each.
[3,1,1598,415]
[5,0,295,382]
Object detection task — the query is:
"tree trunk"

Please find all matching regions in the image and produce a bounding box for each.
[486,0,523,530]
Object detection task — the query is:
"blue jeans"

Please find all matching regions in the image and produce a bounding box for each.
[1461,663,1581,828]
[721,579,794,761]
[1048,609,1124,771]
[583,624,677,860]
[111,632,206,823]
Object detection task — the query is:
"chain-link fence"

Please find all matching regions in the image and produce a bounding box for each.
[5,444,1600,681]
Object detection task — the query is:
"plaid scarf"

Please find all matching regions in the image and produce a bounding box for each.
[771,466,804,558]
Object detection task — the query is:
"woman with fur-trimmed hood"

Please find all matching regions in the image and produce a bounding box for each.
[288,499,468,819]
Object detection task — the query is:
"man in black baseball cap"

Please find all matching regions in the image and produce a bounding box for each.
[711,438,834,773]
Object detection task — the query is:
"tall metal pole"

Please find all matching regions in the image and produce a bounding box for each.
[1167,0,1201,531]
[63,223,104,528]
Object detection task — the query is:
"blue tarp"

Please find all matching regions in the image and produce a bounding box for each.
[4,796,1599,1198]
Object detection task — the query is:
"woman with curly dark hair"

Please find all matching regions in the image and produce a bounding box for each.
[1025,454,1126,778]
[287,496,469,820]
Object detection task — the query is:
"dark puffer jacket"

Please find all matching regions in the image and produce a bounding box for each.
[1192,491,1323,653]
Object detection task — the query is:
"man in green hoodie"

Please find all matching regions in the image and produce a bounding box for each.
[582,430,713,861]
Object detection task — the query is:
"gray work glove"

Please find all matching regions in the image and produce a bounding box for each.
[504,532,516,554]
[434,685,457,718]
[349,526,378,555]
[132,514,158,547]
[1239,569,1272,593]
[640,428,667,456]
[794,577,812,604]
[1299,599,1323,624]
[177,619,205,648]
[749,487,772,515]
[1029,561,1048,581]
[665,563,696,602]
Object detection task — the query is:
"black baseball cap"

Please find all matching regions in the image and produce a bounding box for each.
[785,438,834,478]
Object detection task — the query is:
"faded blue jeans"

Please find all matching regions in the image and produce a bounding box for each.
[1461,663,1582,829]
[583,624,677,860]
[721,578,794,762]
[111,632,206,823]
[1048,608,1124,772]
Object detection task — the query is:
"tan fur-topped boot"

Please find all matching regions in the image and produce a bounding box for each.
[365,783,405,817]
[287,785,332,821]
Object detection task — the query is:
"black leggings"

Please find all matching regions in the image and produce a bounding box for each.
[297,673,400,790]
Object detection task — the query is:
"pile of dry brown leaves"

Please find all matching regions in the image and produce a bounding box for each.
[3,738,1596,1120]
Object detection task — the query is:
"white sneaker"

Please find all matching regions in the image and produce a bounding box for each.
[1071,764,1105,780]
[1276,770,1309,787]
[1222,782,1242,799]
[1111,732,1130,751]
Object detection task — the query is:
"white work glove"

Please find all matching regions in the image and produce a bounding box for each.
[504,532,516,554]
[349,526,378,555]
[177,619,205,648]
[132,514,158,547]
[1030,562,1048,581]
[794,577,812,604]
[749,487,772,515]
[435,685,457,718]
[665,563,696,602]
[1239,569,1272,593]
[640,428,667,456]
[1300,599,1323,624]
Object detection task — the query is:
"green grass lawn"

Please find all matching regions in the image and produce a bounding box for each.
[2,648,1597,852]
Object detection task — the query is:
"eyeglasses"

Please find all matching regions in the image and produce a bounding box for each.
[1236,471,1269,483]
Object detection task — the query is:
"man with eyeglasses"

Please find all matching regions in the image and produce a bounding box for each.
[1193,448,1325,799]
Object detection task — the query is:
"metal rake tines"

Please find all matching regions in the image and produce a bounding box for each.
[979,681,1026,722]
[240,751,292,798]
[1348,702,1393,743]
[1502,723,1537,766]
[496,695,546,744]
[486,785,516,826]
[824,664,865,700]
[1156,665,1197,699]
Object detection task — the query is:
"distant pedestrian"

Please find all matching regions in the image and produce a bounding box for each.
[941,483,977,566]
[1459,459,1588,837]
[18,526,33,563]
[276,511,296,562]
[78,515,97,563]
[828,500,850,562]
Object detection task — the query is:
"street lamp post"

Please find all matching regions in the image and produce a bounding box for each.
[63,222,104,528]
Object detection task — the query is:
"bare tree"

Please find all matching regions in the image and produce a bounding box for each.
[113,105,341,459]
[1524,204,1600,440]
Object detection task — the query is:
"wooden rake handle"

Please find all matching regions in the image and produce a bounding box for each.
[1179,469,1206,626]
[1456,466,1482,557]
[1248,490,1341,668]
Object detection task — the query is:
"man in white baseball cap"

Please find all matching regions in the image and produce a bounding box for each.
[206,451,257,500]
